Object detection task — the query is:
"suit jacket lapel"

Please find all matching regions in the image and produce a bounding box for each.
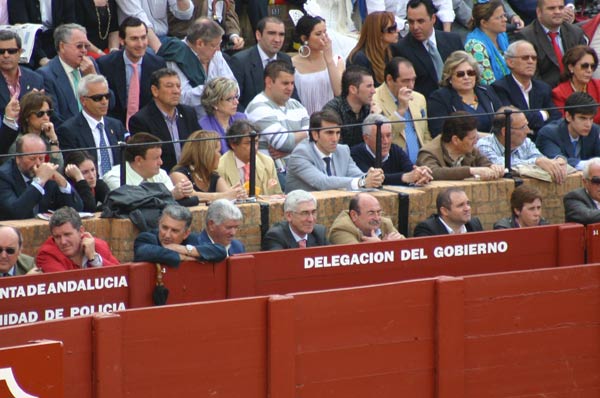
[411,35,437,80]
[0,77,9,107]
[114,54,127,109]
[250,47,263,94]
[535,21,559,68]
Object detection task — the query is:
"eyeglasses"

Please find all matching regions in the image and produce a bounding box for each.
[225,94,240,103]
[382,24,398,33]
[0,48,19,55]
[293,210,317,218]
[66,42,90,50]
[84,93,110,102]
[511,55,537,61]
[491,13,508,21]
[587,176,600,185]
[32,109,54,118]
[579,62,598,71]
[454,69,477,78]
[511,123,529,131]
[0,247,16,255]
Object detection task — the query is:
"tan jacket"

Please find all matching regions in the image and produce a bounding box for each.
[373,83,431,150]
[416,135,491,180]
[217,150,283,195]
[328,210,398,245]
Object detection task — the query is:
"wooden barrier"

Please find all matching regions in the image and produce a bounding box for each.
[227,224,585,298]
[587,222,600,264]
[1,264,599,397]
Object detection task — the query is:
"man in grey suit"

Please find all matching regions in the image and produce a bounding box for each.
[285,109,384,193]
[262,190,328,250]
[516,0,586,88]
[564,157,600,225]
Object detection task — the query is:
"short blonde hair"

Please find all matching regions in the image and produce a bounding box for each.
[200,77,239,116]
[440,50,480,87]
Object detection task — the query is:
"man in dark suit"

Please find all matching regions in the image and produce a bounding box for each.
[537,93,600,170]
[129,68,200,173]
[0,134,82,220]
[230,16,293,110]
[492,40,560,138]
[262,190,328,250]
[516,0,586,88]
[8,0,76,67]
[0,226,41,277]
[97,17,166,129]
[199,199,245,255]
[564,158,600,224]
[134,204,227,267]
[57,74,127,178]
[37,23,101,126]
[391,0,463,99]
[414,187,483,236]
[0,30,45,113]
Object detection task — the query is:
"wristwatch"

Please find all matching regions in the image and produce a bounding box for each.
[359,175,366,189]
[185,244,194,256]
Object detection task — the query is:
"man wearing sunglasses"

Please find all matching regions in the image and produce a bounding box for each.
[564,157,600,224]
[57,74,127,178]
[38,23,102,126]
[0,30,44,114]
[0,226,42,277]
[537,92,600,170]
[492,40,561,138]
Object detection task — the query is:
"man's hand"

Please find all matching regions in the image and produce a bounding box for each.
[79,55,96,76]
[382,231,405,241]
[537,157,567,184]
[230,35,245,50]
[34,163,58,185]
[402,165,433,185]
[365,167,384,188]
[510,15,524,31]
[563,5,575,24]
[361,229,381,243]
[4,93,19,120]
[396,87,413,114]
[470,166,501,180]
[172,179,194,199]
[268,145,288,160]
[81,232,96,260]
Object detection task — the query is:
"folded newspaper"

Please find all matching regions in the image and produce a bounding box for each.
[512,163,577,182]
[0,23,43,64]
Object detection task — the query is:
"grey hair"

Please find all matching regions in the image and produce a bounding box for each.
[505,40,535,59]
[49,206,82,231]
[206,199,242,226]
[583,158,600,179]
[54,23,87,50]
[77,74,109,97]
[160,204,193,230]
[186,17,225,44]
[362,113,390,137]
[284,190,317,212]
[200,77,239,117]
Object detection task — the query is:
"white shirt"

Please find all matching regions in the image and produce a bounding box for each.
[81,110,115,170]
[103,161,174,191]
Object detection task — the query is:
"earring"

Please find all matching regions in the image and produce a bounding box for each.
[298,41,310,58]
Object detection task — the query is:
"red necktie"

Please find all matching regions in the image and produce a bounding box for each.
[547,32,564,73]
[298,239,307,248]
[126,63,140,130]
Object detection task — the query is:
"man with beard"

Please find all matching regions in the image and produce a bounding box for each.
[0,134,82,220]
[328,193,404,244]
[414,187,483,236]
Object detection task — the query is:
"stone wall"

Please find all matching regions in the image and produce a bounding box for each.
[7,174,584,262]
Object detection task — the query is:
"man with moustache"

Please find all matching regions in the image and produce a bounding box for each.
[328,192,404,244]
[414,187,483,236]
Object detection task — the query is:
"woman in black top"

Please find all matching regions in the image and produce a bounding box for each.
[64,151,110,212]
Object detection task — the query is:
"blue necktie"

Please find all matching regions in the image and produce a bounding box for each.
[323,157,332,176]
[573,140,579,158]
[97,122,112,177]
[404,110,420,164]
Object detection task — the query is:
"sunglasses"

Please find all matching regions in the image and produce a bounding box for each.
[85,93,110,102]
[32,109,54,118]
[455,69,477,78]
[0,48,19,55]
[382,24,398,33]
[0,247,16,255]
[513,55,537,61]
[579,62,598,71]
[587,176,600,185]
[66,42,91,50]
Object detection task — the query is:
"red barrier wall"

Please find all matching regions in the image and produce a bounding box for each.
[1,264,599,397]
[228,224,585,298]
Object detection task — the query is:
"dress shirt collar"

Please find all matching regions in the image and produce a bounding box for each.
[288,224,307,243]
[439,216,467,234]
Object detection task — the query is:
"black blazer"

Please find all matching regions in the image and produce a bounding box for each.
[74,0,118,50]
[0,67,44,113]
[0,158,82,220]
[491,74,561,135]
[97,50,167,125]
[391,30,464,99]
[57,112,127,167]
[414,214,483,237]
[229,45,294,110]
[262,221,328,251]
[129,101,200,173]
[516,20,586,88]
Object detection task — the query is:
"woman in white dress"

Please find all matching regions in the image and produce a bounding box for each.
[305,0,358,61]
[292,15,345,115]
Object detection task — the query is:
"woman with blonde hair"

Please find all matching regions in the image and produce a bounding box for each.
[170,130,246,202]
[199,77,246,154]
[346,11,397,86]
[427,50,502,136]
